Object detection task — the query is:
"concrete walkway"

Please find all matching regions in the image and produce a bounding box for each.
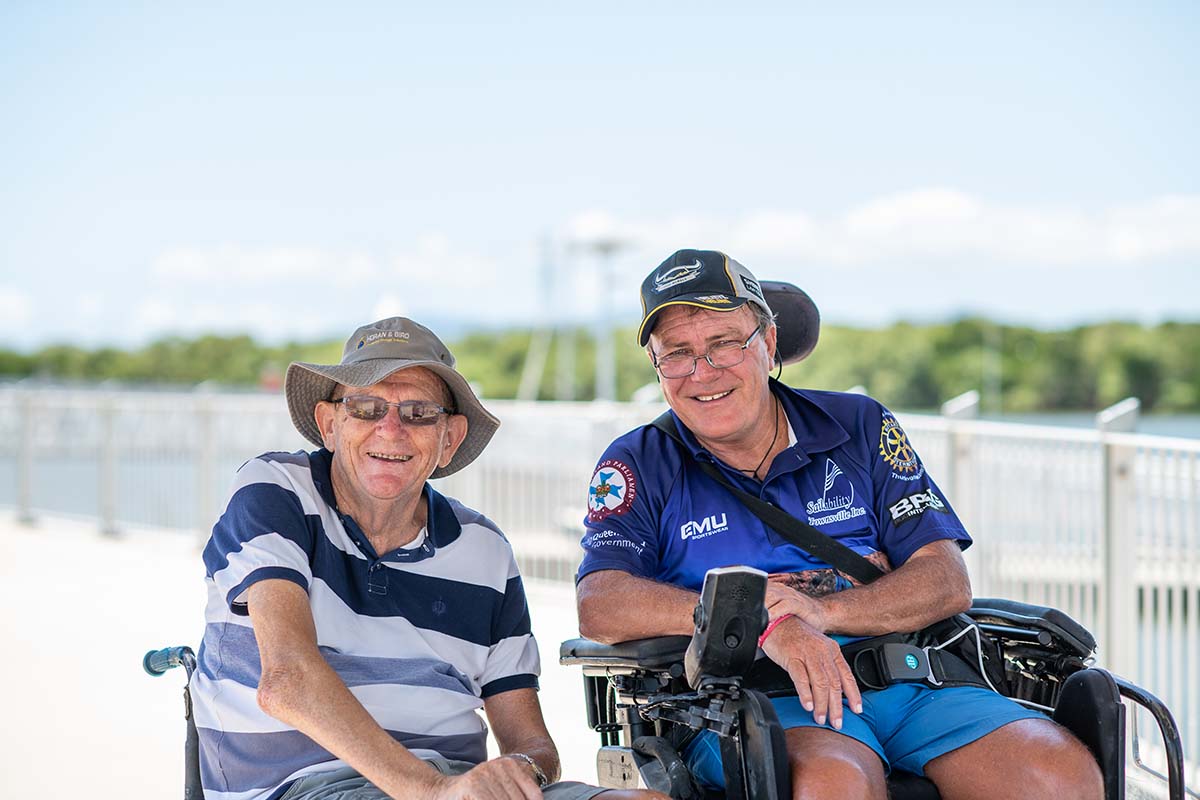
[0,512,600,798]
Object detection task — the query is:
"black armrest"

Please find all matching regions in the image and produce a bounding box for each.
[560,636,691,670]
[969,597,1095,657]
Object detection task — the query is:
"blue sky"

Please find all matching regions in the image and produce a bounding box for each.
[2,3,1197,349]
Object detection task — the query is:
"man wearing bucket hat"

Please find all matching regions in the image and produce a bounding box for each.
[575,251,1101,799]
[192,317,668,800]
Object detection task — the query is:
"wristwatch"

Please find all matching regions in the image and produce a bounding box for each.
[508,752,548,787]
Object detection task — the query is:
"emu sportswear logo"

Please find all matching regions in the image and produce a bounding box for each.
[653,261,703,293]
[680,513,729,541]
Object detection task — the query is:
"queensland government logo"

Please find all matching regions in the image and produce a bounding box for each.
[806,458,867,526]
[588,459,638,522]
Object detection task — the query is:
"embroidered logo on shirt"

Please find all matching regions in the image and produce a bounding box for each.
[584,528,645,555]
[806,458,868,526]
[680,513,730,541]
[879,413,921,476]
[588,459,638,522]
[888,489,947,525]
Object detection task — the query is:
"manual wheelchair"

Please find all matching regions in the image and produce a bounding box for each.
[560,567,1189,800]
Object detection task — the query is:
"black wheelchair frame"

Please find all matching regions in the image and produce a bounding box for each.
[143,645,204,800]
[560,567,1190,800]
[144,567,1189,800]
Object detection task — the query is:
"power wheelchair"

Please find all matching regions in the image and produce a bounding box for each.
[559,567,1190,800]
[142,565,1188,800]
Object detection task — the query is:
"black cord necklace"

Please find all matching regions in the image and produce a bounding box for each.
[736,396,781,480]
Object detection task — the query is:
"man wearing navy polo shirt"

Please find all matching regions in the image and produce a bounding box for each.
[193,317,668,800]
[576,251,1102,799]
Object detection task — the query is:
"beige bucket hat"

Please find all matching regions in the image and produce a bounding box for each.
[284,317,500,478]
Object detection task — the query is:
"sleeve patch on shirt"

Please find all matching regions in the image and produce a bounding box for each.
[583,528,645,555]
[587,459,638,522]
[879,413,923,479]
[888,489,947,525]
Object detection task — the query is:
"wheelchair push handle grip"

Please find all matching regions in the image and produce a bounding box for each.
[143,646,194,676]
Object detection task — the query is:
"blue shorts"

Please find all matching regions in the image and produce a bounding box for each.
[683,684,1045,789]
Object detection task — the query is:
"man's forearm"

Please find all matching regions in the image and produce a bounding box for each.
[818,540,972,636]
[257,652,444,797]
[577,569,698,642]
[250,580,446,798]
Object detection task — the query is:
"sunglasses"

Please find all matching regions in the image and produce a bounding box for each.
[335,394,453,426]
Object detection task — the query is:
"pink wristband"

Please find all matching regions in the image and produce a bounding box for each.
[757,613,795,648]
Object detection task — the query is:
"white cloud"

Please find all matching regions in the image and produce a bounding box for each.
[82,193,1199,348]
[371,293,407,320]
[563,190,1200,268]
[153,246,381,285]
[385,235,535,321]
[128,296,304,342]
[74,292,105,318]
[0,287,33,329]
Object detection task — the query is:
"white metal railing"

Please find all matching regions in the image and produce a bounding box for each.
[1,384,1196,774]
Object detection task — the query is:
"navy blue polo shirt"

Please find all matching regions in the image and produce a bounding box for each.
[577,382,970,593]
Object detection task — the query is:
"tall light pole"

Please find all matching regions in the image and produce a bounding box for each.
[571,237,628,402]
[517,236,555,401]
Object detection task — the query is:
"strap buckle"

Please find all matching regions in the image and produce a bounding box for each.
[849,642,942,690]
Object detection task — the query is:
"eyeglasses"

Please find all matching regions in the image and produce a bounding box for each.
[653,328,762,379]
[335,395,453,426]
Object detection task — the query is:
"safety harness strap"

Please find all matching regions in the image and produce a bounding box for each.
[651,410,1001,695]
[840,633,993,692]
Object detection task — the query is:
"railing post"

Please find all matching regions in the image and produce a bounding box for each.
[16,389,36,525]
[1098,397,1139,678]
[941,391,980,584]
[98,392,120,536]
[940,390,980,506]
[195,390,216,538]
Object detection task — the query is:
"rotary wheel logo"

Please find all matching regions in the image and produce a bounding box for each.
[879,414,920,474]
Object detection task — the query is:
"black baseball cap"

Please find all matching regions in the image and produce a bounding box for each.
[638,248,820,365]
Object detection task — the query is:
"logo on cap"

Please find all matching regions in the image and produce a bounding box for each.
[653,260,703,293]
[740,275,764,300]
[357,330,412,349]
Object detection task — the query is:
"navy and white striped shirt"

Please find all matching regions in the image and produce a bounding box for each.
[192,449,539,800]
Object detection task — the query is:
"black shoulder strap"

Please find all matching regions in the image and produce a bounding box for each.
[651,412,885,586]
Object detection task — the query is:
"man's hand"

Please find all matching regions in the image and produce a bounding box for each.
[429,756,544,799]
[759,615,862,730]
[764,581,828,633]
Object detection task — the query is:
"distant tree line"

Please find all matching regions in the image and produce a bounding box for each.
[1,319,1197,412]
